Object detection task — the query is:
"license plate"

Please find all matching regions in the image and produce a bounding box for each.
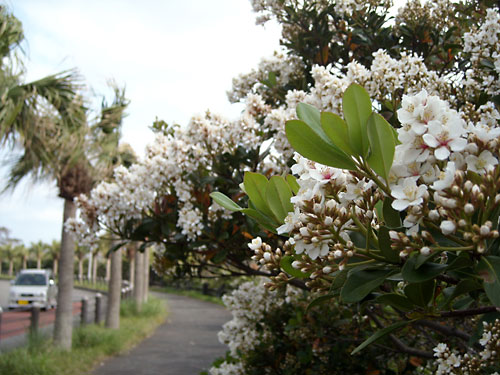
[17,300,29,305]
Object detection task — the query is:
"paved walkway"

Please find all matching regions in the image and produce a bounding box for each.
[93,293,231,375]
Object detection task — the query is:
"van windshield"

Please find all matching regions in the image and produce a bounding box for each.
[14,273,47,286]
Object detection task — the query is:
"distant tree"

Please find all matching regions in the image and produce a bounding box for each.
[30,240,48,269]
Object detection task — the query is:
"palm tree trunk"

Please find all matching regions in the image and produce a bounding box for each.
[78,259,83,281]
[105,257,111,281]
[8,260,13,276]
[133,249,144,312]
[142,248,149,303]
[128,246,135,287]
[105,248,122,329]
[22,256,27,269]
[37,256,42,269]
[54,198,76,350]
[92,254,98,283]
[53,258,58,276]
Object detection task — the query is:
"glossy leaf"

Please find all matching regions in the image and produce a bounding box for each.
[296,103,322,136]
[376,293,414,312]
[281,255,310,279]
[404,280,434,307]
[351,321,411,355]
[330,269,348,292]
[341,268,394,303]
[286,174,300,195]
[210,192,242,212]
[402,255,448,283]
[378,226,400,263]
[343,83,372,157]
[321,112,354,155]
[266,176,293,222]
[476,256,500,306]
[439,279,482,310]
[366,113,395,182]
[243,172,274,218]
[241,208,277,233]
[285,119,357,170]
[383,197,401,228]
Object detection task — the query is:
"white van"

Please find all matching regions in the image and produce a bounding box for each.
[8,269,58,310]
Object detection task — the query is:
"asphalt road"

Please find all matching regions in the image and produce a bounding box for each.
[0,279,105,351]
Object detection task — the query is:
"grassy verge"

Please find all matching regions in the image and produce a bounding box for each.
[0,297,167,375]
[151,285,224,306]
[74,279,108,292]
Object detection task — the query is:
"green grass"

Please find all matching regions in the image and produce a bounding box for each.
[74,279,108,292]
[151,285,224,306]
[0,297,167,375]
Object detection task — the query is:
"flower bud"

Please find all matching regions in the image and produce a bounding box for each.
[464,203,474,215]
[428,210,440,221]
[441,220,456,235]
[480,225,490,236]
[324,216,333,226]
[322,266,333,274]
[263,252,272,261]
[420,246,431,256]
[292,261,301,269]
[334,250,343,258]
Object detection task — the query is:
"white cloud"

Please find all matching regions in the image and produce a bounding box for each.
[1,0,281,244]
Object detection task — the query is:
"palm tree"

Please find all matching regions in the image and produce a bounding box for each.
[74,245,87,282]
[45,240,60,276]
[2,243,17,276]
[30,240,47,269]
[0,8,131,349]
[17,244,29,269]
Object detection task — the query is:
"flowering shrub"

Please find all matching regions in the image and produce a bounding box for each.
[210,279,417,375]
[69,0,500,372]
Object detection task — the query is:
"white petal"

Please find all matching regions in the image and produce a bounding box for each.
[434,146,450,160]
[392,199,410,211]
[422,134,439,148]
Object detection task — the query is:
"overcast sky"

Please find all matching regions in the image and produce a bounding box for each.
[0,0,282,245]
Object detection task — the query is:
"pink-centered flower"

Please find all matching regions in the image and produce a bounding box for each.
[391,177,428,211]
[422,118,467,160]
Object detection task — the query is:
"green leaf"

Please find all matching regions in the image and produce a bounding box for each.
[376,293,414,312]
[266,176,293,222]
[241,208,278,233]
[404,280,435,307]
[330,269,348,292]
[210,192,243,212]
[476,256,500,306]
[280,255,310,279]
[383,197,401,228]
[438,279,482,310]
[341,268,395,303]
[378,226,400,263]
[286,174,300,195]
[306,294,335,314]
[366,113,395,182]
[402,255,448,283]
[243,172,274,218]
[297,103,322,134]
[285,119,357,170]
[342,83,372,157]
[351,321,411,355]
[212,249,228,264]
[321,112,354,155]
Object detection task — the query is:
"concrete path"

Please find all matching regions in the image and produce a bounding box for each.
[93,293,231,375]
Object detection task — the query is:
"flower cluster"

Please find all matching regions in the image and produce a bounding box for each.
[70,101,268,246]
[211,278,301,375]
[463,8,500,98]
[430,319,500,375]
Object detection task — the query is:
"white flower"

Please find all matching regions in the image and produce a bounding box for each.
[422,118,467,160]
[433,343,448,356]
[431,162,456,191]
[248,237,262,251]
[479,330,492,346]
[465,150,498,175]
[391,177,428,211]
